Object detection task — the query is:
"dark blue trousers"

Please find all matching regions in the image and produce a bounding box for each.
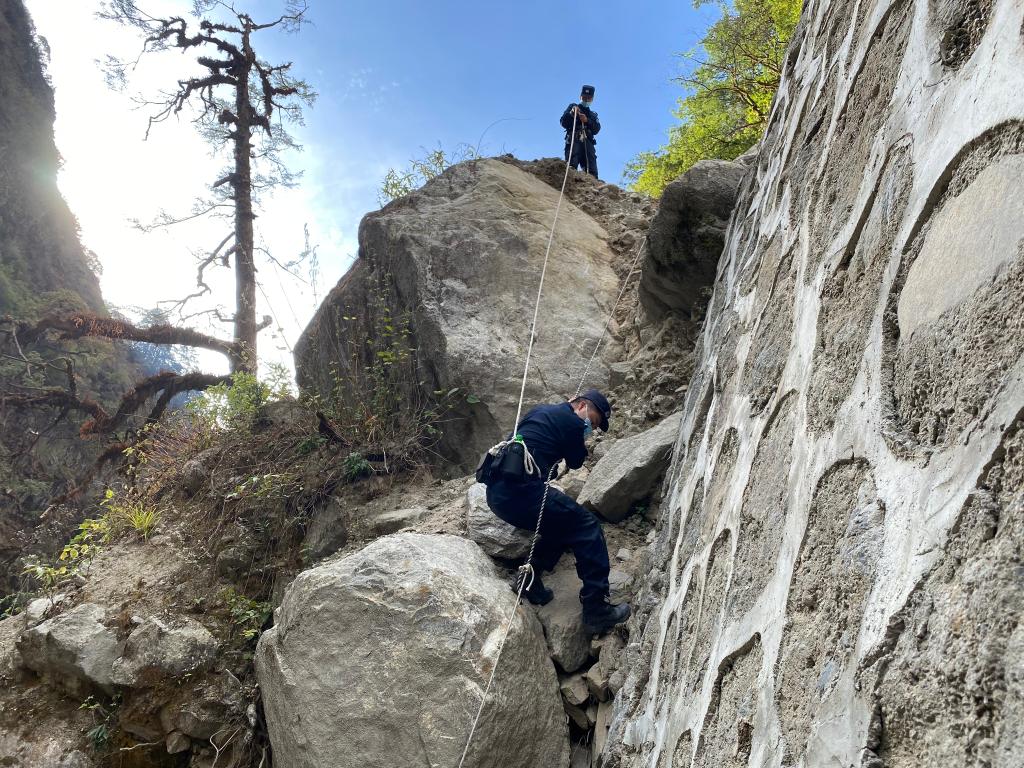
[565,140,598,179]
[486,479,610,605]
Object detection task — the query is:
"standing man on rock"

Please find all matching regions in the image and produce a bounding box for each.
[483,389,630,635]
[561,84,600,179]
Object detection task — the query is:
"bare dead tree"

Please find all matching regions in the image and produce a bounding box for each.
[0,2,315,498]
[100,0,316,372]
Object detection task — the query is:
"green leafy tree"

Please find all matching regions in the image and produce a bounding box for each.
[625,0,802,196]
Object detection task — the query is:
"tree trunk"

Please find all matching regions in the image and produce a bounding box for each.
[231,25,258,374]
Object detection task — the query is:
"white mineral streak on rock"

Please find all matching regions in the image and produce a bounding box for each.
[604,1,1024,766]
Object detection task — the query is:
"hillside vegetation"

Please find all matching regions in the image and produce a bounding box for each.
[625,0,801,196]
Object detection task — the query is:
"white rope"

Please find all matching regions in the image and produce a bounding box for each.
[572,236,648,398]
[509,109,578,436]
[457,107,645,768]
[458,111,580,768]
[455,466,556,768]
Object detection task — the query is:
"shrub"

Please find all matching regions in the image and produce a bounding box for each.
[187,368,292,432]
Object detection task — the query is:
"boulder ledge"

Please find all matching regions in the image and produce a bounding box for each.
[256,532,570,768]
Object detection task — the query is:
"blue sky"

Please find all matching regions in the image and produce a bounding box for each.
[25,0,716,375]
[277,1,716,184]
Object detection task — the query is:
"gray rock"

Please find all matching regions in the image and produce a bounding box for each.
[593,701,613,757]
[303,497,348,561]
[17,603,121,694]
[560,673,591,706]
[255,533,570,768]
[565,701,590,730]
[571,741,593,768]
[110,616,217,687]
[0,613,24,682]
[25,593,69,625]
[615,548,632,562]
[607,361,633,389]
[159,672,246,740]
[296,159,627,471]
[466,482,531,559]
[577,412,682,522]
[364,506,426,537]
[561,467,590,501]
[165,731,190,754]
[608,569,634,602]
[585,634,624,703]
[215,541,256,579]
[537,560,591,674]
[179,448,220,496]
[640,158,747,321]
[254,397,317,435]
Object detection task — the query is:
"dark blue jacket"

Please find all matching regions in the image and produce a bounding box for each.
[506,402,588,484]
[561,103,600,145]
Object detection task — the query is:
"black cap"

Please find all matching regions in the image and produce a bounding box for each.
[580,388,611,431]
[581,84,595,98]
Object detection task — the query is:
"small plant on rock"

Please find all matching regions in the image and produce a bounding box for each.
[101,488,160,540]
[221,587,272,643]
[80,693,120,752]
[23,515,111,595]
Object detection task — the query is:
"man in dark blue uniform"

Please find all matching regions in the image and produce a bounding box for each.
[484,389,630,635]
[560,84,600,179]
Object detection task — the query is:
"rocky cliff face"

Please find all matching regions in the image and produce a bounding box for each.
[604,0,1024,765]
[0,0,104,316]
[0,0,136,593]
[295,158,654,470]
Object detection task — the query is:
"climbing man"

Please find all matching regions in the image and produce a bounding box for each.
[483,389,630,635]
[560,84,600,179]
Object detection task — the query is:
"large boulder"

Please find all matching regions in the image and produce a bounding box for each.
[255,533,571,768]
[466,482,531,559]
[577,412,683,522]
[16,603,121,694]
[110,616,218,687]
[295,158,626,471]
[639,159,748,321]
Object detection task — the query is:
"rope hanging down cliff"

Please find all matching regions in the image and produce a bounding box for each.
[455,108,648,768]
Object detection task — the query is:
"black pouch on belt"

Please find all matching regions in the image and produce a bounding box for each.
[494,441,529,483]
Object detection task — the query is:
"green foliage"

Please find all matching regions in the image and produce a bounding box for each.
[101,488,159,539]
[187,370,290,432]
[0,592,28,619]
[80,694,120,752]
[225,472,299,502]
[379,144,479,206]
[220,587,272,642]
[21,487,162,596]
[343,452,372,481]
[625,0,803,196]
[297,433,327,455]
[23,516,110,594]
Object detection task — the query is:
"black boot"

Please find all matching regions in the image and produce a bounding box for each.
[520,572,554,606]
[582,599,630,635]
